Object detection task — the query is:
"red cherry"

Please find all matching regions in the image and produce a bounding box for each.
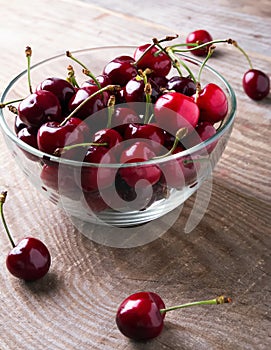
[242,69,270,100]
[0,191,51,281]
[116,291,232,341]
[154,92,199,134]
[36,77,76,112]
[18,90,62,128]
[79,146,117,191]
[119,141,161,187]
[194,83,228,124]
[102,55,137,86]
[37,117,88,156]
[111,107,141,135]
[92,128,123,150]
[124,122,165,154]
[134,44,172,77]
[81,74,112,88]
[186,29,213,56]
[166,75,196,96]
[116,292,165,341]
[182,121,217,153]
[6,237,51,281]
[17,126,38,150]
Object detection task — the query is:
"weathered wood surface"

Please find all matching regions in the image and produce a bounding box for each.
[0,0,270,349]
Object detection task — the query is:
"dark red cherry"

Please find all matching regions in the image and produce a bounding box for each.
[186,29,213,56]
[111,107,141,135]
[166,76,196,96]
[82,189,109,214]
[36,77,76,111]
[242,69,270,100]
[68,85,108,121]
[116,291,165,341]
[0,191,51,281]
[6,237,51,281]
[102,55,137,86]
[154,92,199,134]
[124,122,165,154]
[79,146,117,191]
[134,44,172,77]
[194,83,228,124]
[92,128,123,150]
[37,117,88,156]
[18,90,62,128]
[14,114,27,134]
[17,126,38,150]
[119,141,161,187]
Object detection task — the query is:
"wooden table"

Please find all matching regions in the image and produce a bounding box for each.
[0,0,270,349]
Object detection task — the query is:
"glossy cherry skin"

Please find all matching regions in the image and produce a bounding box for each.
[186,29,213,56]
[14,114,27,134]
[68,85,108,119]
[37,117,89,156]
[242,69,270,100]
[116,291,166,341]
[6,237,51,281]
[195,83,228,124]
[154,92,200,134]
[124,122,165,154]
[81,73,112,88]
[18,90,62,128]
[79,146,117,191]
[134,44,172,77]
[17,127,38,150]
[102,55,137,86]
[93,128,123,150]
[166,76,196,96]
[119,141,161,188]
[36,77,76,112]
[111,107,141,135]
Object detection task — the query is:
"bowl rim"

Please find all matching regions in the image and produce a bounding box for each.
[0,46,237,168]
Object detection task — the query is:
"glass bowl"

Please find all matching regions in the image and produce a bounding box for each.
[0,46,236,230]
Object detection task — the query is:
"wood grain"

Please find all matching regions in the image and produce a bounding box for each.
[0,0,270,349]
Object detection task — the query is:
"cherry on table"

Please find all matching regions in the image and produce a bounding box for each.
[0,191,51,281]
[116,291,232,341]
[242,69,270,100]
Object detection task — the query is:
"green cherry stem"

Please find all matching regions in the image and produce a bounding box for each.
[160,295,232,314]
[170,38,233,54]
[66,65,80,88]
[66,51,101,89]
[0,98,24,109]
[59,84,121,126]
[54,142,108,156]
[153,127,188,159]
[231,40,253,69]
[0,191,15,248]
[25,46,33,94]
[166,47,197,83]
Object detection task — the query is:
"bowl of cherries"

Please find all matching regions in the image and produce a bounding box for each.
[0,33,247,227]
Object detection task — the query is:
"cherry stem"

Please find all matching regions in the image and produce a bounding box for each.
[25,46,33,94]
[59,84,121,126]
[67,65,80,88]
[66,51,101,89]
[153,128,188,159]
[0,191,15,248]
[170,38,232,53]
[160,295,232,314]
[197,45,216,84]
[54,142,108,156]
[0,98,24,109]
[231,40,253,69]
[107,95,116,128]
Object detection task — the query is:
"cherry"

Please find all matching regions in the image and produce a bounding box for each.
[81,73,112,89]
[124,122,165,154]
[78,145,117,192]
[68,85,108,121]
[154,91,200,134]
[194,83,228,124]
[17,127,38,150]
[14,114,27,134]
[102,55,137,86]
[186,29,213,56]
[37,117,89,156]
[119,141,161,188]
[111,107,141,135]
[0,191,51,281]
[116,291,232,341]
[242,69,270,100]
[134,43,172,77]
[36,77,76,112]
[166,75,197,96]
[92,128,123,150]
[18,90,62,128]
